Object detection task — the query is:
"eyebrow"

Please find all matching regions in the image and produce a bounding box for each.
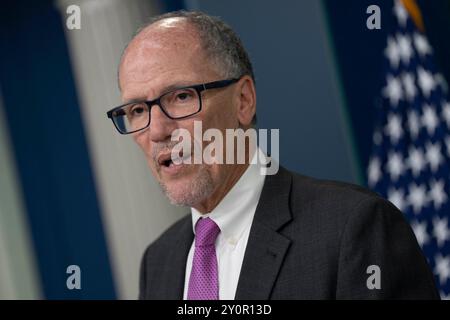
[124,81,202,104]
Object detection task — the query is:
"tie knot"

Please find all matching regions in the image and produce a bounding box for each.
[195,217,220,247]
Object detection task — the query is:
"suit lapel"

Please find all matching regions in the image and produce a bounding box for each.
[235,167,293,299]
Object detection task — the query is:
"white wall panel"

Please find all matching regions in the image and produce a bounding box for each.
[0,94,41,299]
[57,0,187,299]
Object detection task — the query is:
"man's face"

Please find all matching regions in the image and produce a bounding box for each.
[119,19,241,208]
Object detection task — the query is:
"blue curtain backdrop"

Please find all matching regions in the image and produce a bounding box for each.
[0,0,116,299]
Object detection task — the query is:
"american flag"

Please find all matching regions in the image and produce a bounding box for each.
[367,0,450,299]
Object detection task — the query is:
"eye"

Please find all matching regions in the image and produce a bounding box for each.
[177,92,189,100]
[130,103,146,116]
[175,89,195,102]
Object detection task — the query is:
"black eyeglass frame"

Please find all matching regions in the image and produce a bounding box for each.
[107,77,240,134]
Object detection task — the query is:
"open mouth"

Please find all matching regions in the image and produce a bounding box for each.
[162,158,174,167]
[158,153,174,168]
[157,150,191,169]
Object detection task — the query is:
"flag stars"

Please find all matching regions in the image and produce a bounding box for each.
[383,75,403,107]
[425,141,443,173]
[434,254,450,285]
[407,146,425,177]
[407,110,420,139]
[413,32,432,57]
[417,67,436,98]
[442,101,450,129]
[421,104,439,136]
[371,0,450,299]
[407,183,428,214]
[387,151,404,181]
[432,216,450,247]
[388,187,406,211]
[411,220,429,248]
[429,179,448,210]
[401,72,417,102]
[385,36,401,69]
[368,157,382,187]
[397,33,413,65]
[385,113,403,143]
[393,0,409,27]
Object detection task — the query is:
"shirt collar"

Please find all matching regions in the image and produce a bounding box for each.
[190,147,267,245]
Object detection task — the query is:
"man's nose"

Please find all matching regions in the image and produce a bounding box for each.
[148,104,177,142]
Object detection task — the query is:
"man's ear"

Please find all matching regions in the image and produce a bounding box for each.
[235,75,256,127]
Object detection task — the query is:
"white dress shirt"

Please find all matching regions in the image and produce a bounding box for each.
[183,148,266,300]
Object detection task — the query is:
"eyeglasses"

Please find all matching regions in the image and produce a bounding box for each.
[107,78,240,134]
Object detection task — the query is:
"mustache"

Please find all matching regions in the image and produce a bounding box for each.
[151,140,180,162]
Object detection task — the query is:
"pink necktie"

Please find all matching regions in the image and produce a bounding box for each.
[187,217,220,300]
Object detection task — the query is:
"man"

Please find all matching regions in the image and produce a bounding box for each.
[108,10,439,299]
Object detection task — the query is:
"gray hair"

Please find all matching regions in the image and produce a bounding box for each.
[141,10,255,82]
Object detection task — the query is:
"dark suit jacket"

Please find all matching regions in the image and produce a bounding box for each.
[139,166,439,299]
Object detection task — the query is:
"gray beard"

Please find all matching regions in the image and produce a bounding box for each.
[159,165,215,207]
